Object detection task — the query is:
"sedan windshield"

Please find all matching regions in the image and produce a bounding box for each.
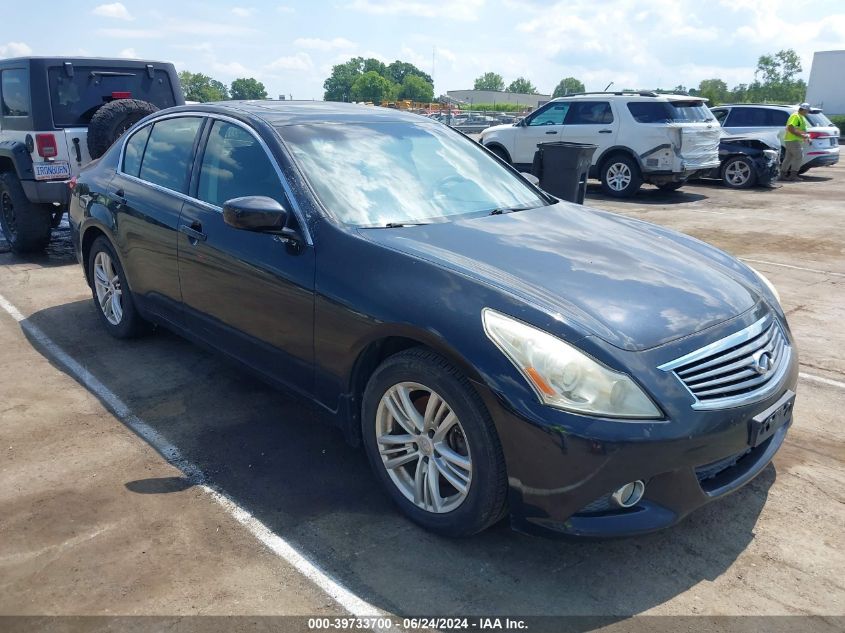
[279,121,546,227]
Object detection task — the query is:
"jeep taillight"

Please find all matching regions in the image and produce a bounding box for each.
[35,133,58,159]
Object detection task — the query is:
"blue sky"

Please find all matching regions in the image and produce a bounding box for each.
[2,0,844,100]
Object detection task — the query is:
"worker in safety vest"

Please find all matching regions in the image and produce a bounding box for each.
[781,102,811,181]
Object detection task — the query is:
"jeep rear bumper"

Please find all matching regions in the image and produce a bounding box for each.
[21,179,70,206]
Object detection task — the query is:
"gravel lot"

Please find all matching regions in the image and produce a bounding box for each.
[0,167,843,627]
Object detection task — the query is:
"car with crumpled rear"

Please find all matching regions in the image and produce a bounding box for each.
[709,104,840,174]
[69,101,797,538]
[479,92,721,197]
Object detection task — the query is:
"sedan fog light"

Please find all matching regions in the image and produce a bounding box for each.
[611,480,645,508]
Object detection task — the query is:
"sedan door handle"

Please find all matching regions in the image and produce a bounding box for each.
[545,130,558,135]
[179,223,207,243]
[599,129,613,133]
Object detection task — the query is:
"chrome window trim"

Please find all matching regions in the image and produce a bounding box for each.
[658,315,793,411]
[116,110,313,246]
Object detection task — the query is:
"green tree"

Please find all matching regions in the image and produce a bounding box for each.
[473,72,505,91]
[748,49,806,103]
[323,57,390,102]
[230,77,267,100]
[179,71,229,102]
[698,78,728,105]
[506,77,537,94]
[552,77,584,98]
[398,74,434,102]
[350,71,396,103]
[385,61,432,86]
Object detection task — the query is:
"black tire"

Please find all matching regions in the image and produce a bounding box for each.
[600,154,643,198]
[486,145,511,164]
[87,236,148,338]
[656,181,684,192]
[362,348,508,537]
[0,172,53,254]
[721,156,757,189]
[87,99,159,159]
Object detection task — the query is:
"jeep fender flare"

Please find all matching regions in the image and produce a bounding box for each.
[0,141,35,181]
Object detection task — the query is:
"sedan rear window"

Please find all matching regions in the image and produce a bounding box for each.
[280,121,546,227]
[137,117,202,194]
[48,66,178,127]
[628,101,714,123]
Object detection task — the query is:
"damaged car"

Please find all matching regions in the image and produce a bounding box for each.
[708,133,781,189]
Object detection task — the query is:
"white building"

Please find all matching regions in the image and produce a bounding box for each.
[446,90,551,110]
[806,50,845,115]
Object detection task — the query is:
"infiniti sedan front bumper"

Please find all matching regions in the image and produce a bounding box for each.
[472,310,799,538]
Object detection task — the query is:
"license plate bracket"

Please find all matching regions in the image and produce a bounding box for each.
[749,390,795,448]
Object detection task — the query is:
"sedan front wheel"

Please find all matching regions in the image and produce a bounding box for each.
[362,349,508,536]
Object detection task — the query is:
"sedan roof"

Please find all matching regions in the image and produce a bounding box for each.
[162,100,428,127]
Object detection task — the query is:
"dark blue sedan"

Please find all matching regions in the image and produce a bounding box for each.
[69,101,797,537]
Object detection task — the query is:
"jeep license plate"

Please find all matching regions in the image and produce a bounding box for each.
[34,161,71,181]
[748,390,795,448]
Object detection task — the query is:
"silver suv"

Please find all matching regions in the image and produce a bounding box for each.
[709,104,840,174]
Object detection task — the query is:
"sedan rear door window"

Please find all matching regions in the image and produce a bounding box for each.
[138,117,202,193]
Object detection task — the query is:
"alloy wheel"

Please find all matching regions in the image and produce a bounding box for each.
[93,251,124,325]
[375,382,472,513]
[725,159,752,186]
[606,162,632,191]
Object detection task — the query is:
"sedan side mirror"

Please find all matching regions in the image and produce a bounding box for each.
[223,196,288,232]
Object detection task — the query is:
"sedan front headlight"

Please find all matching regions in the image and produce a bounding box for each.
[747,265,781,305]
[482,309,662,419]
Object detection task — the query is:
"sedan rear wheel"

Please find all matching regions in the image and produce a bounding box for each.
[362,349,508,536]
[88,236,149,338]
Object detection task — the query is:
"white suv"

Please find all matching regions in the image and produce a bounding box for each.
[479,92,721,197]
[709,104,840,174]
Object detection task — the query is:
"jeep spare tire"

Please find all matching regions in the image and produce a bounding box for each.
[87,99,159,159]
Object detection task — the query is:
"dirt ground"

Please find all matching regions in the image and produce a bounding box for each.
[0,166,843,627]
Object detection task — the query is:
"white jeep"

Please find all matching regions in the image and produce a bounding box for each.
[0,57,183,253]
[480,92,721,197]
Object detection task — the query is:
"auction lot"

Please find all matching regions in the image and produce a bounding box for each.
[1,168,843,624]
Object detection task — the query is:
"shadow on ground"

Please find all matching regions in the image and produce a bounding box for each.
[586,183,709,205]
[0,222,77,267]
[23,299,774,620]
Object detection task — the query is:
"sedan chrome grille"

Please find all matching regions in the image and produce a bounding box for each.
[659,315,791,410]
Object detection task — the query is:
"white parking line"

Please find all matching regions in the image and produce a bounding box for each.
[0,292,384,621]
[799,372,845,391]
[741,258,845,278]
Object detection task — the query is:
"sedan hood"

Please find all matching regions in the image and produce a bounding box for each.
[359,203,758,351]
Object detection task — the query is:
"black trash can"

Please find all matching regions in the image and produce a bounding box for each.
[531,141,597,204]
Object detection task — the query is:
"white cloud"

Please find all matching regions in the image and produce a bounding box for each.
[345,0,485,21]
[213,61,253,76]
[0,41,33,57]
[277,4,296,13]
[231,7,255,17]
[265,53,314,71]
[92,2,134,20]
[97,28,162,38]
[294,37,357,51]
[118,47,138,58]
